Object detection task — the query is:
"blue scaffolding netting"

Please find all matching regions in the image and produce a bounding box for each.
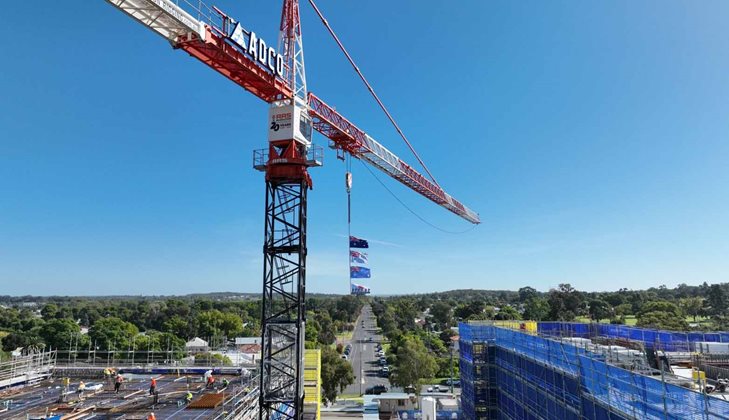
[538,321,729,352]
[460,322,729,420]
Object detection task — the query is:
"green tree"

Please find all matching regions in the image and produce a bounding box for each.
[518,287,538,302]
[548,284,583,321]
[637,311,689,331]
[163,315,193,339]
[523,297,550,321]
[679,297,704,322]
[390,335,438,392]
[588,299,612,321]
[707,285,727,317]
[88,317,139,350]
[39,319,83,350]
[494,305,521,320]
[314,311,335,345]
[41,303,60,320]
[2,332,31,352]
[196,310,243,338]
[615,303,633,317]
[636,300,687,330]
[429,301,453,329]
[638,301,682,317]
[305,314,321,346]
[194,352,233,366]
[320,346,354,403]
[454,301,484,320]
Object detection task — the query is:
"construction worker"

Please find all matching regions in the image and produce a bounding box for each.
[222,378,230,389]
[149,377,157,395]
[58,377,71,403]
[147,412,156,420]
[115,374,124,393]
[185,391,193,404]
[77,381,86,399]
[207,374,215,389]
[103,368,113,387]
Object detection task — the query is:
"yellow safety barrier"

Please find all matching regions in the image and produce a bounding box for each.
[304,349,321,420]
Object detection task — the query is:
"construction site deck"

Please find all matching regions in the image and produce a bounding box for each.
[0,369,256,420]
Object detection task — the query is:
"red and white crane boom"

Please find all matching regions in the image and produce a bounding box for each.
[106,0,480,224]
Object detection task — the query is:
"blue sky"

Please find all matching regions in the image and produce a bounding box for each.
[1,1,728,296]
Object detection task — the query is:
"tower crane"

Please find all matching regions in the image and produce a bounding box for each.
[104,1,480,419]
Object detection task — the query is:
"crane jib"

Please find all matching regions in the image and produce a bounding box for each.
[228,23,285,79]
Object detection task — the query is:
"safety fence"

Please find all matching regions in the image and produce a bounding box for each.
[460,323,729,420]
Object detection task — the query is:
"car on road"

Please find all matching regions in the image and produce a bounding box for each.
[440,378,460,387]
[379,358,387,365]
[427,386,434,392]
[365,385,388,395]
[368,337,373,342]
[437,385,448,392]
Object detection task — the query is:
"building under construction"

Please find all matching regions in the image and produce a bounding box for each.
[459,321,729,420]
[0,349,322,419]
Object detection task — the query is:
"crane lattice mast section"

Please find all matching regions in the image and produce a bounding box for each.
[103,0,480,418]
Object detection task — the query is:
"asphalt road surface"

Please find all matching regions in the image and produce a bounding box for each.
[342,304,391,396]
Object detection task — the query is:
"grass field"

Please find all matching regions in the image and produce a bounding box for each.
[337,394,364,404]
[335,330,354,342]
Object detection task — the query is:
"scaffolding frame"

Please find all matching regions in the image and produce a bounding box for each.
[460,322,729,420]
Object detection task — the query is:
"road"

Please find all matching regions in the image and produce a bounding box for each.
[342,304,391,396]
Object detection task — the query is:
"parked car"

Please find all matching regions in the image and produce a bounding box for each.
[437,385,448,392]
[404,385,416,394]
[427,386,434,392]
[365,385,388,395]
[379,358,387,365]
[341,354,348,360]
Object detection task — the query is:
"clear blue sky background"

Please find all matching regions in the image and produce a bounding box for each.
[1,1,728,296]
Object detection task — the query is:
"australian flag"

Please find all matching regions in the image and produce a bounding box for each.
[350,266,371,279]
[350,250,369,265]
[349,235,369,249]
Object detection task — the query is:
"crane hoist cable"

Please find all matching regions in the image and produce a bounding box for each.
[346,155,353,293]
[307,0,442,188]
[359,160,478,235]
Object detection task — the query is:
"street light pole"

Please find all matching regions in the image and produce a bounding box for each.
[449,341,454,394]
